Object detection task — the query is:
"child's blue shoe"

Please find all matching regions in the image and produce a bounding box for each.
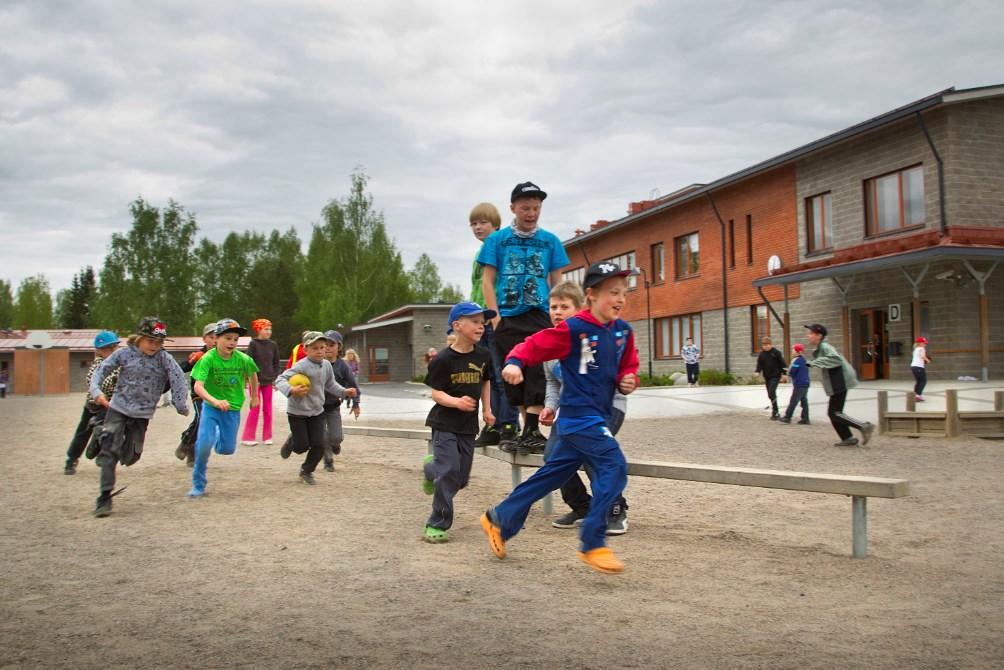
[187,487,205,498]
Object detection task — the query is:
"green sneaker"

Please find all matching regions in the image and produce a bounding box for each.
[422,454,435,495]
[423,525,449,543]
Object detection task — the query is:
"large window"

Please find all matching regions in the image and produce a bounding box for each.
[806,192,833,253]
[864,164,924,236]
[745,214,753,264]
[728,219,736,268]
[751,305,771,353]
[603,251,637,289]
[655,313,702,359]
[650,243,665,283]
[562,267,584,285]
[675,232,699,278]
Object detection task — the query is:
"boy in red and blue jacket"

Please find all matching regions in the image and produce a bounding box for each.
[780,343,811,424]
[480,261,640,574]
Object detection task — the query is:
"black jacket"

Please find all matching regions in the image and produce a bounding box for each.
[755,348,787,379]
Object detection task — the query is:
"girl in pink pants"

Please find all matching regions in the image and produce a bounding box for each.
[242,318,280,445]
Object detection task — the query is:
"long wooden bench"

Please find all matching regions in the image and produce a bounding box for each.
[344,425,910,559]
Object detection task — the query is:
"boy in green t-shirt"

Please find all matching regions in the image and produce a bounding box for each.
[188,318,259,497]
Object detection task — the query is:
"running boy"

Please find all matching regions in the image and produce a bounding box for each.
[64,330,120,475]
[755,336,787,420]
[804,323,874,446]
[276,332,353,485]
[421,302,495,543]
[175,322,217,466]
[187,318,260,498]
[480,261,639,573]
[89,317,189,517]
[779,343,810,424]
[479,181,569,455]
[321,330,360,472]
[541,281,630,534]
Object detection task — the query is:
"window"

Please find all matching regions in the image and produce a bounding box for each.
[602,251,637,289]
[806,192,833,253]
[562,267,584,285]
[864,164,924,235]
[650,243,665,283]
[728,219,736,268]
[745,214,753,264]
[751,305,771,353]
[675,232,699,278]
[655,313,702,359]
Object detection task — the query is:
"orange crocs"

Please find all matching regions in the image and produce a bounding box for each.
[480,511,506,559]
[577,547,624,574]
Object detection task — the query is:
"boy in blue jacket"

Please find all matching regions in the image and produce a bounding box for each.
[480,261,640,574]
[779,343,810,424]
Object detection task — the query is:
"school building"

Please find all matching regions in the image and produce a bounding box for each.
[562,85,1004,382]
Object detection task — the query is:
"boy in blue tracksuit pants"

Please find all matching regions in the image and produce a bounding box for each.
[779,343,810,424]
[480,261,640,574]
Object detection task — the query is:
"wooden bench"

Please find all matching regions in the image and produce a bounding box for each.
[344,426,910,559]
[878,389,1004,438]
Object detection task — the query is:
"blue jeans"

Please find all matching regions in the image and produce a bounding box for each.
[911,366,927,396]
[482,322,519,429]
[192,405,240,491]
[784,386,809,421]
[493,422,627,552]
[543,408,627,516]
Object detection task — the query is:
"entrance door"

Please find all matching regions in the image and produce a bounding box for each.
[856,309,888,380]
[367,346,390,382]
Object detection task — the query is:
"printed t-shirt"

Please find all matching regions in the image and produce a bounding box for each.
[477,227,570,317]
[191,348,259,411]
[424,346,491,435]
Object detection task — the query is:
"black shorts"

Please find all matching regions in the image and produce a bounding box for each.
[493,309,552,409]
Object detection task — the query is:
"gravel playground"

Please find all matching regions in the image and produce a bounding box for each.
[2,393,1002,669]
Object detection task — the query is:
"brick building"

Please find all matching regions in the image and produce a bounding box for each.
[564,85,1004,381]
[343,304,453,382]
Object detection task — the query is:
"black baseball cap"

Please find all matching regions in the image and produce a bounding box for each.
[511,181,547,202]
[582,261,639,290]
[804,323,828,336]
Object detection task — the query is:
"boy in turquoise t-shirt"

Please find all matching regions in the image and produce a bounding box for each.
[188,318,259,497]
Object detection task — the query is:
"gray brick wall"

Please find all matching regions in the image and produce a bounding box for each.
[945,97,1004,228]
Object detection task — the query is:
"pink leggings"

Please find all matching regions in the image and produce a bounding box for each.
[241,384,273,442]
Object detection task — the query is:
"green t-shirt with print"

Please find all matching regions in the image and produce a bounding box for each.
[191,348,259,411]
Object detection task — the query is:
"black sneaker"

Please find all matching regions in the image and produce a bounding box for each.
[474,425,500,447]
[797,419,811,425]
[498,424,519,453]
[770,414,780,421]
[606,514,629,536]
[280,439,292,460]
[860,422,875,446]
[64,459,77,475]
[94,493,112,517]
[332,443,342,455]
[834,437,859,447]
[518,429,547,455]
[778,417,791,424]
[299,470,316,485]
[323,460,335,472]
[552,510,585,528]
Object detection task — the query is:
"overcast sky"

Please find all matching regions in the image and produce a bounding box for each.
[2,1,1002,302]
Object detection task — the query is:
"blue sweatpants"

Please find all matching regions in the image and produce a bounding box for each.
[492,422,627,552]
[192,405,241,492]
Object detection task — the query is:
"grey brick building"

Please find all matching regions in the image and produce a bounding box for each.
[343,304,453,382]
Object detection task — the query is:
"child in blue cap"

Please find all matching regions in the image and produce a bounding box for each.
[63,330,120,475]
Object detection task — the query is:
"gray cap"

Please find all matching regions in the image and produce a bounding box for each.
[324,330,343,344]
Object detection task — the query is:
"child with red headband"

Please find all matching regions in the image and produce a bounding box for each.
[911,336,931,402]
[241,318,279,446]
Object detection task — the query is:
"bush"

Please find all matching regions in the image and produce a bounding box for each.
[411,374,426,383]
[697,368,738,386]
[638,373,675,387]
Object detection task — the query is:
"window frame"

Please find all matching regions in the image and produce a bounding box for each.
[654,312,703,360]
[728,219,736,268]
[601,251,637,289]
[650,242,665,284]
[750,304,771,354]
[805,191,833,254]
[864,164,925,237]
[745,214,753,265]
[562,267,584,285]
[674,232,700,279]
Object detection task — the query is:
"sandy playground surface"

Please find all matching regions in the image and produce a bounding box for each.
[1,393,1002,669]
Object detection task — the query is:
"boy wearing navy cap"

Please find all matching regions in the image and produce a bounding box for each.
[804,323,874,446]
[420,302,496,543]
[478,181,569,455]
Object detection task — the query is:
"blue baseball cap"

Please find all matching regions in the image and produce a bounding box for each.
[447,302,497,334]
[94,331,120,349]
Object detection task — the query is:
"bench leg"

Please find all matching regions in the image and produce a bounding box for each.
[852,496,868,558]
[541,492,553,516]
[511,464,521,490]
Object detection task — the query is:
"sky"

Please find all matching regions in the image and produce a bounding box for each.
[2,0,1003,300]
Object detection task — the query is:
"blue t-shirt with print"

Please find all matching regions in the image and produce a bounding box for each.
[477,227,570,317]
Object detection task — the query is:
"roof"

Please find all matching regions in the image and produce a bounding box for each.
[0,329,251,353]
[362,303,454,324]
[564,84,1004,247]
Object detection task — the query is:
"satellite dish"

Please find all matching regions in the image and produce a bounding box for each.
[21,331,54,350]
[767,255,782,275]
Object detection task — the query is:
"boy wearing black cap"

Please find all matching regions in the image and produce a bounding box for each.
[421,302,496,543]
[478,181,569,455]
[480,262,639,573]
[187,318,260,497]
[89,317,190,517]
[804,324,874,446]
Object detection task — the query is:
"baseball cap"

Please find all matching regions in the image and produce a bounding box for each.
[793,343,805,353]
[804,323,828,336]
[214,318,248,336]
[510,181,547,203]
[915,336,928,344]
[447,302,497,334]
[302,331,332,346]
[582,261,640,290]
[202,323,217,337]
[93,330,119,349]
[136,316,171,341]
[324,330,344,344]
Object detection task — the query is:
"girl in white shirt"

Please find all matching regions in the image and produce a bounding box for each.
[911,337,931,401]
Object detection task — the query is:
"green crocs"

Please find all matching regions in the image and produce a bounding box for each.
[422,454,435,495]
[423,525,448,543]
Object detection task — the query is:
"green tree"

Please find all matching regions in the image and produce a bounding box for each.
[439,284,465,303]
[92,198,199,333]
[0,279,14,329]
[193,230,268,326]
[246,228,304,354]
[14,275,54,329]
[56,266,96,328]
[408,253,442,303]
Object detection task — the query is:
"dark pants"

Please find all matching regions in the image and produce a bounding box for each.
[178,397,203,462]
[424,430,475,530]
[685,363,699,385]
[911,366,927,396]
[323,404,344,465]
[765,376,781,415]
[482,322,519,429]
[67,405,104,462]
[493,310,552,409]
[288,413,326,474]
[827,391,868,440]
[95,408,149,494]
[784,386,810,421]
[544,408,627,517]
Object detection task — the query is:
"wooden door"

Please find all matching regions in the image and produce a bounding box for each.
[858,310,879,381]
[367,346,390,382]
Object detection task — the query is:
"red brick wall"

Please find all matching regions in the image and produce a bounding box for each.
[564,165,800,323]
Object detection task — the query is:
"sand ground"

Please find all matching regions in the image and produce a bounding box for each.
[1,394,1002,669]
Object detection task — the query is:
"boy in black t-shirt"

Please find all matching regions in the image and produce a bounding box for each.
[421,301,496,543]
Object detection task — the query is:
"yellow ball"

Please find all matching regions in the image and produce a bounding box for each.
[289,373,311,389]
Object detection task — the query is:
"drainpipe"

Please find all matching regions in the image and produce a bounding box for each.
[915,111,947,238]
[705,192,731,373]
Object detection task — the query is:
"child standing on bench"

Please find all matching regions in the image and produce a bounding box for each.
[480,261,639,573]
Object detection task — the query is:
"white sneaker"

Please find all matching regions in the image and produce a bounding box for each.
[241,440,257,446]
[264,439,273,445]
[915,395,925,402]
